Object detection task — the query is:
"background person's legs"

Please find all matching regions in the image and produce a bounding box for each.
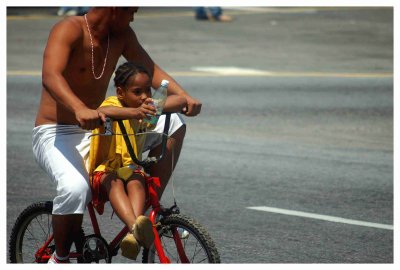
[209,7,223,19]
[194,7,208,20]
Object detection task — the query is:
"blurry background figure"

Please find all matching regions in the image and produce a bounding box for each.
[194,7,233,22]
[57,7,90,16]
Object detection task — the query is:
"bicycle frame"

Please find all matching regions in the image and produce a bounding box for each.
[34,113,190,263]
[83,174,180,264]
[83,176,176,263]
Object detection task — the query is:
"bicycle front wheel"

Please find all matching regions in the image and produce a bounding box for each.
[142,214,220,263]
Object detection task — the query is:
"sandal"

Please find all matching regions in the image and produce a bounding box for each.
[120,233,140,260]
[133,215,154,249]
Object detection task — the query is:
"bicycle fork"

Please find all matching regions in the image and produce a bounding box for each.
[149,210,190,263]
[149,210,170,263]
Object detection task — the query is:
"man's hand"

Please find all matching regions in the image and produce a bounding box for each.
[183,95,202,116]
[75,108,106,130]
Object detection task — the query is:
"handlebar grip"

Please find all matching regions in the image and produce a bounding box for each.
[104,117,113,135]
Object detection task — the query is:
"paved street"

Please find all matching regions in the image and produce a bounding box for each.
[6,7,393,263]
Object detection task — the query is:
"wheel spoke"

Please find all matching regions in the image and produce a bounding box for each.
[142,214,220,264]
[25,225,42,251]
[9,202,56,263]
[183,234,189,249]
[34,215,48,236]
[47,214,52,235]
[161,236,178,262]
[190,240,200,262]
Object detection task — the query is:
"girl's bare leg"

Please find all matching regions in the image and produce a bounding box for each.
[126,175,154,249]
[102,173,136,228]
[126,174,146,216]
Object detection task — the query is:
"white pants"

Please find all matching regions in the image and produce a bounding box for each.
[32,114,185,215]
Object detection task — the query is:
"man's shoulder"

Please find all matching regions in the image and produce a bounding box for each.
[113,26,136,43]
[118,27,141,57]
[51,16,84,38]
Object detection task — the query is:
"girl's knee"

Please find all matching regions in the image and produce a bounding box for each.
[126,174,145,188]
[110,179,125,191]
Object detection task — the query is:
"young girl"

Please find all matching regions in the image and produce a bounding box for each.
[88,61,187,260]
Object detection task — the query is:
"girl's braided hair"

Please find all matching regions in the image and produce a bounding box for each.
[114,61,152,88]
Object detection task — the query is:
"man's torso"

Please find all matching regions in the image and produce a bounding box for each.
[35,16,129,126]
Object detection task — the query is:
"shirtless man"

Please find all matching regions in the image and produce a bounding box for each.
[32,7,201,263]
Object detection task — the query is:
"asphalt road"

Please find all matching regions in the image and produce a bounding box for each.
[6,7,393,263]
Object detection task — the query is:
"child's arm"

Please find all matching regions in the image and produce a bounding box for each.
[97,95,187,120]
[97,98,156,120]
[163,95,188,113]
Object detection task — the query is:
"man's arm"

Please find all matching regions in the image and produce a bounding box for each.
[163,94,188,113]
[42,19,105,129]
[122,28,202,116]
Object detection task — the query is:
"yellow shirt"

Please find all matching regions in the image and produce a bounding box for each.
[88,96,154,179]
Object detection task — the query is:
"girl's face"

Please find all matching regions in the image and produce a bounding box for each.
[117,72,152,108]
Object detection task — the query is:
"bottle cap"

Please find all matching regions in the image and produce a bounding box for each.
[160,80,169,87]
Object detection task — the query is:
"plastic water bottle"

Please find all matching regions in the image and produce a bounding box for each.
[144,80,169,125]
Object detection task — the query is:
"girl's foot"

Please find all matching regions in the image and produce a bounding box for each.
[120,233,140,260]
[133,215,154,249]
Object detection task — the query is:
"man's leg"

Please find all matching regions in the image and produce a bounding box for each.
[51,174,91,260]
[32,125,92,262]
[147,125,186,198]
[52,214,84,258]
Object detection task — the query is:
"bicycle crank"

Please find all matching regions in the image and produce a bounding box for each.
[82,235,111,263]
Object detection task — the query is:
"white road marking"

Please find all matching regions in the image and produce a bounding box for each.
[191,66,392,78]
[7,68,393,78]
[225,7,317,14]
[247,206,393,230]
[7,71,42,76]
[4,7,358,21]
[191,66,272,76]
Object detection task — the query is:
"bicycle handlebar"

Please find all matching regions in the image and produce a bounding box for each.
[100,113,172,168]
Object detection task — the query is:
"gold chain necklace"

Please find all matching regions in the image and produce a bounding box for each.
[84,14,110,80]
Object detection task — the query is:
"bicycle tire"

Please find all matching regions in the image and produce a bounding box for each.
[8,201,85,263]
[142,214,220,263]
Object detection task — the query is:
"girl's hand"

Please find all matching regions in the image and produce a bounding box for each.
[134,98,156,121]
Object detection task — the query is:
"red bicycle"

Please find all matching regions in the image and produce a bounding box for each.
[9,113,220,263]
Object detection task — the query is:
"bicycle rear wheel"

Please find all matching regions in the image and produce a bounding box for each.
[8,201,85,263]
[9,201,54,263]
[142,214,220,263]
